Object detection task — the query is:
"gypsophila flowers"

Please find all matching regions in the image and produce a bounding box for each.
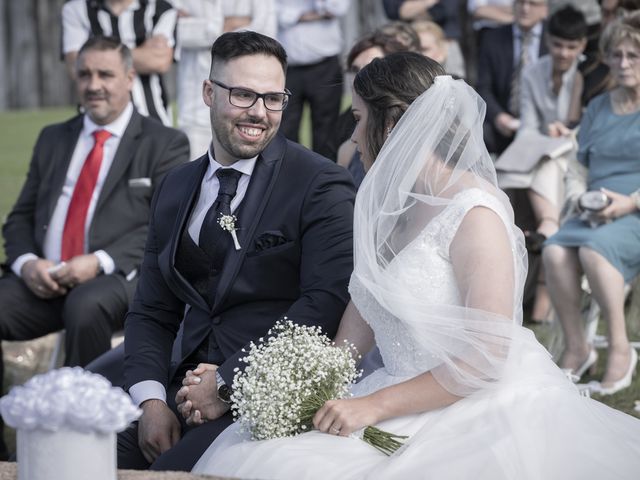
[218,213,241,250]
[231,319,358,440]
[231,319,407,455]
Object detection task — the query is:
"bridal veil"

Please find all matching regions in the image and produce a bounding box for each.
[352,75,529,397]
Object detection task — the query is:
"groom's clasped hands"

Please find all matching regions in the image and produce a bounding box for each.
[176,363,229,425]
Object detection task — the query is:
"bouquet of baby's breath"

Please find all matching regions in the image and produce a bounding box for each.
[230,319,407,455]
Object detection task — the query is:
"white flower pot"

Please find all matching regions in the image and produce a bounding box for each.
[17,428,116,480]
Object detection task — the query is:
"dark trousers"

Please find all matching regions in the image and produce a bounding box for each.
[117,374,234,471]
[86,342,125,388]
[0,273,130,453]
[280,55,343,159]
[87,320,184,390]
[0,273,130,373]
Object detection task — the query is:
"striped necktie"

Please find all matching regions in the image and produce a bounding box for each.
[509,30,533,117]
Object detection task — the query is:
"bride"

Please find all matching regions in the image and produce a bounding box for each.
[192,52,640,478]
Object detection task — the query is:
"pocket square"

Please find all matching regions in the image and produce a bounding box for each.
[128,177,152,187]
[254,231,288,252]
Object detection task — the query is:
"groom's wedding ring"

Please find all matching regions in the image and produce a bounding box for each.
[330,426,341,434]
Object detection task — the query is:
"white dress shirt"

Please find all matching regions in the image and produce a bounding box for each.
[520,54,580,134]
[276,0,350,66]
[467,0,514,31]
[187,151,258,242]
[12,103,134,277]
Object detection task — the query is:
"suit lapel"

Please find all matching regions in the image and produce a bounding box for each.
[47,116,83,221]
[165,154,211,311]
[212,134,287,310]
[94,111,143,213]
[506,27,515,77]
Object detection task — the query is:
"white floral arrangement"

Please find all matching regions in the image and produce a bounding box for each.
[0,367,141,434]
[231,319,407,455]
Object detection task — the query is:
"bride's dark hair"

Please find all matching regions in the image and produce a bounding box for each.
[353,51,445,163]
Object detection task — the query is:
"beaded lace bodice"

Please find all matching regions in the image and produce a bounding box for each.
[350,189,506,378]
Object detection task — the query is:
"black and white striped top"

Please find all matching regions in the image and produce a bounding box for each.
[62,0,178,126]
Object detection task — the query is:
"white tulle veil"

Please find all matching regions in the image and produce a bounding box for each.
[353,76,529,397]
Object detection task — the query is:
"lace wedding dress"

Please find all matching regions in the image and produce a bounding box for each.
[193,189,640,479]
[193,76,640,479]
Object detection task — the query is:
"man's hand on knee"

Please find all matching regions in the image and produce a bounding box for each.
[138,399,181,464]
[49,254,101,289]
[21,259,67,299]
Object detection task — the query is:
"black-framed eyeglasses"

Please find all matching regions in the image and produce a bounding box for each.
[211,80,291,111]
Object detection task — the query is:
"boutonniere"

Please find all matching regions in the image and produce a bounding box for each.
[218,214,241,250]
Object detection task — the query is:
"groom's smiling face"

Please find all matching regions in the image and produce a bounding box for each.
[203,54,286,166]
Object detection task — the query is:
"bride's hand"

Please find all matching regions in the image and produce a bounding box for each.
[313,396,382,437]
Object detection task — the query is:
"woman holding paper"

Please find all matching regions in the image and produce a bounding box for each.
[544,12,640,395]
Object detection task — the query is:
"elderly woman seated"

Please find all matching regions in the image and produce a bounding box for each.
[543,12,640,395]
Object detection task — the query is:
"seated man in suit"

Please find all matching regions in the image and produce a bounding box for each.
[476,0,548,156]
[117,31,355,471]
[0,36,189,458]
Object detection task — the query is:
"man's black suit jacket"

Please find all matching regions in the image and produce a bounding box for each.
[2,110,190,290]
[476,24,548,154]
[124,133,356,390]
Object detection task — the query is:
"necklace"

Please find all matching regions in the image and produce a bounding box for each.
[612,88,640,115]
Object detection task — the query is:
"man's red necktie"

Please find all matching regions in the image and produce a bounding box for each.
[60,129,111,261]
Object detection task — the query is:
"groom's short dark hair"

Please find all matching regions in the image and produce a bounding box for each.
[210,31,288,75]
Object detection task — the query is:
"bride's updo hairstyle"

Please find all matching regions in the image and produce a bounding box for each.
[353,51,445,164]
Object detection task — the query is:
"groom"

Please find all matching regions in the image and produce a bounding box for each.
[118,31,355,471]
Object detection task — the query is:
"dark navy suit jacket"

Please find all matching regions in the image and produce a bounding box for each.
[124,133,355,390]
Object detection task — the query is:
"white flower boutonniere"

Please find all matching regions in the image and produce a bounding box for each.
[218,213,241,250]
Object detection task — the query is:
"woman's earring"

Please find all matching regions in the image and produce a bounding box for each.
[386,126,393,137]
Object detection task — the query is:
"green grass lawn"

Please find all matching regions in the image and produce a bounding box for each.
[0,106,639,421]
